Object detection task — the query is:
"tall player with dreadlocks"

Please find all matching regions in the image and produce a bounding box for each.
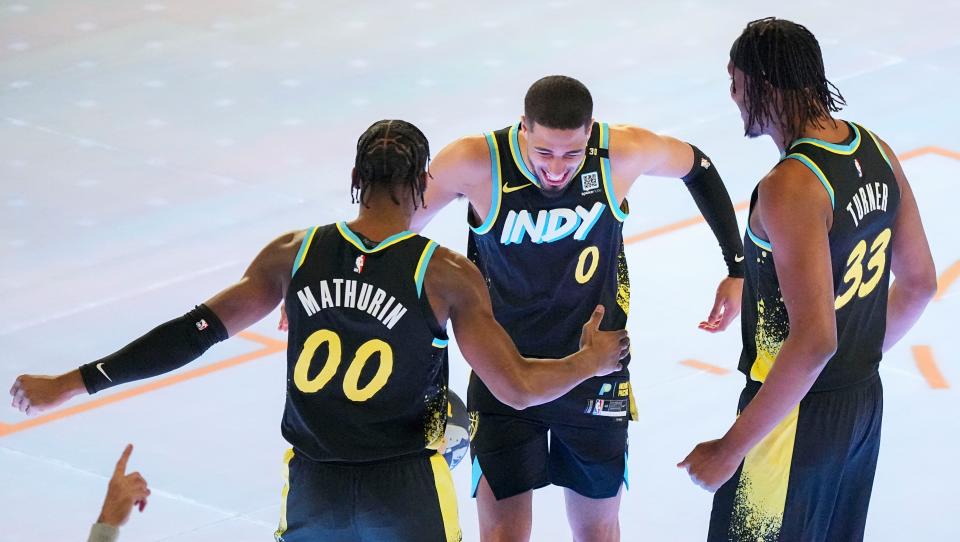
[678,18,937,541]
[10,120,630,542]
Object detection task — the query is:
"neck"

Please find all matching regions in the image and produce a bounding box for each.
[350,196,414,241]
[773,115,844,154]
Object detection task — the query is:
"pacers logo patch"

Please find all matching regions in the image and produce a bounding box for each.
[581,171,600,194]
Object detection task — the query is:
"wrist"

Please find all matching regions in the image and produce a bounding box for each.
[58,370,88,398]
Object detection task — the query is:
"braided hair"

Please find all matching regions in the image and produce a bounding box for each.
[352,119,430,209]
[730,18,846,146]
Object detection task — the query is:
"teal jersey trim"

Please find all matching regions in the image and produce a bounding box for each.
[291,226,318,277]
[790,122,862,155]
[415,241,439,298]
[470,132,503,235]
[746,224,773,252]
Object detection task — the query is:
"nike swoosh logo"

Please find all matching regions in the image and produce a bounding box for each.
[734,255,745,262]
[502,183,532,193]
[96,362,113,382]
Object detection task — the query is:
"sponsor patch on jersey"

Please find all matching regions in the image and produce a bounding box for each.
[195,319,208,331]
[584,398,629,417]
[581,171,600,194]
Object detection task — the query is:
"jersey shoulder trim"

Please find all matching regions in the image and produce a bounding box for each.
[599,122,629,222]
[291,226,319,277]
[414,240,440,298]
[470,132,504,235]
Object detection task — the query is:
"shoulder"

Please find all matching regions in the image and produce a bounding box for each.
[423,245,485,301]
[760,159,833,215]
[431,134,493,191]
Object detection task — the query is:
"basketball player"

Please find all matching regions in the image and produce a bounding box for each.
[10,120,629,542]
[678,18,937,542]
[412,76,746,542]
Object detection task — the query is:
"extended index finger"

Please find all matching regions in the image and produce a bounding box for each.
[114,444,134,476]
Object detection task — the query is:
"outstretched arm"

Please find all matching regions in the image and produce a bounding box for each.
[612,126,745,332]
[425,248,629,410]
[9,232,302,415]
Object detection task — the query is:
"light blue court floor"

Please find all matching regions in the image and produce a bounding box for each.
[1,1,957,540]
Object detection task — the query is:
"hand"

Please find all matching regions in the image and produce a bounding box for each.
[579,305,630,376]
[278,304,289,332]
[98,444,151,527]
[9,371,85,416]
[699,276,743,333]
[677,438,743,492]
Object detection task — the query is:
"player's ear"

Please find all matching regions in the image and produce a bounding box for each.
[520,116,529,134]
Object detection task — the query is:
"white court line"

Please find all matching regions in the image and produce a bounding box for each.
[0,446,275,529]
[0,261,241,336]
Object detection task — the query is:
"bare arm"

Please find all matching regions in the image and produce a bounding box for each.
[719,162,838,456]
[680,161,837,490]
[878,139,937,351]
[411,135,491,232]
[9,232,302,414]
[612,125,745,332]
[424,248,628,410]
[609,125,696,188]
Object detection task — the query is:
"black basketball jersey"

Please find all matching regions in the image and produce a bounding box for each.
[466,122,634,423]
[282,222,451,463]
[739,121,901,391]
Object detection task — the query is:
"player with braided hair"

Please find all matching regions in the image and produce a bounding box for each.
[679,18,936,541]
[10,119,630,541]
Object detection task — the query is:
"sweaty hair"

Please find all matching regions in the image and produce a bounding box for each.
[353,119,430,209]
[730,17,846,145]
[524,75,593,130]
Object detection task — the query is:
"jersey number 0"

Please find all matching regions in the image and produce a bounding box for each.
[293,329,393,402]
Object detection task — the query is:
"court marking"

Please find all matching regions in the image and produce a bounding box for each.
[3,146,954,434]
[678,359,732,376]
[912,345,949,390]
[0,331,286,438]
[935,260,959,302]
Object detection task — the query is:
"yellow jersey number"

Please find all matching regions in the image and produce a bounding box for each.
[293,329,393,402]
[576,246,600,284]
[834,228,892,310]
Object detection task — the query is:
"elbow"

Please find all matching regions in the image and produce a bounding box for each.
[500,382,534,410]
[794,327,837,373]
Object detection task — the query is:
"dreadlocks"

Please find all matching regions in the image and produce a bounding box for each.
[730,17,846,147]
[352,119,430,209]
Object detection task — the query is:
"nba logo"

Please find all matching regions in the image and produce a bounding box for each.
[854,159,863,178]
[581,171,600,193]
[353,254,366,274]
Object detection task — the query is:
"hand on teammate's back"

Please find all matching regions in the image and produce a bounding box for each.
[98,444,151,527]
[579,305,630,376]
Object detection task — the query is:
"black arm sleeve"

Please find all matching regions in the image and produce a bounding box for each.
[78,304,228,394]
[682,145,745,278]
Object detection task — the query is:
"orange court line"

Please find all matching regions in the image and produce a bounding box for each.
[912,345,949,390]
[0,331,286,438]
[935,260,960,302]
[679,359,731,376]
[897,146,960,162]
